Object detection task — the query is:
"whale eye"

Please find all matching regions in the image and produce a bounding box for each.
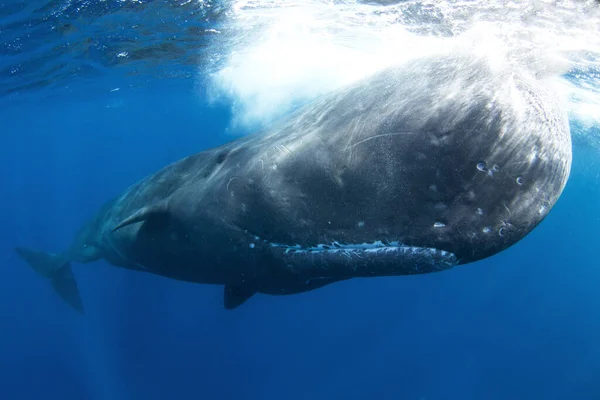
[476,162,486,171]
[516,177,524,185]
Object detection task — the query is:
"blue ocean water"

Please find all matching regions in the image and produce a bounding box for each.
[2,1,600,399]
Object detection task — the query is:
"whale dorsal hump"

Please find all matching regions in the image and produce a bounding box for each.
[224,285,255,310]
[112,200,169,232]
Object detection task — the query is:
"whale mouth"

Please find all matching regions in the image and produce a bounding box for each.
[270,239,452,256]
[245,232,460,273]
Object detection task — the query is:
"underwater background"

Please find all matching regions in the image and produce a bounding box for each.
[1,1,600,399]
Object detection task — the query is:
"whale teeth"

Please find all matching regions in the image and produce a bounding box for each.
[265,239,458,264]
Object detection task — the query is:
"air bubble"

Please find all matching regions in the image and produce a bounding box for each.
[516,177,524,185]
[433,222,446,228]
[476,162,486,171]
[249,243,255,249]
[498,227,506,237]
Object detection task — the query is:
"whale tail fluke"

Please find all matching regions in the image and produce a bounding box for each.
[14,247,84,314]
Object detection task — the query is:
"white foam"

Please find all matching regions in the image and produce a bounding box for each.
[206,0,450,130]
[205,0,600,142]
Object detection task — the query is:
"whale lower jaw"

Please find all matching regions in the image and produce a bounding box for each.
[270,240,449,255]
[265,240,460,275]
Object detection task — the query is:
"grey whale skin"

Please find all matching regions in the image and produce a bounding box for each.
[15,54,572,312]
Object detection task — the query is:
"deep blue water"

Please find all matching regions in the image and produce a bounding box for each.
[2,2,600,400]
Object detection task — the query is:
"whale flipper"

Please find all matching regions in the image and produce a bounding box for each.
[14,247,84,314]
[224,285,255,310]
[112,201,170,232]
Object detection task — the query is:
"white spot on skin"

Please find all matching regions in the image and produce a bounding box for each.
[528,149,538,164]
[433,222,446,228]
[249,243,255,249]
[429,184,438,192]
[357,221,365,228]
[482,227,491,233]
[476,208,484,216]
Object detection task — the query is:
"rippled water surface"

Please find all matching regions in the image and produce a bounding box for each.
[3,1,599,120]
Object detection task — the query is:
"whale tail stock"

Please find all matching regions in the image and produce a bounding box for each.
[14,247,84,314]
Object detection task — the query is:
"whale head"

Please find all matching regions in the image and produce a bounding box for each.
[222,53,572,279]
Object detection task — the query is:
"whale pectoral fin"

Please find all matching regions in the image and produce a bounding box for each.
[112,201,169,232]
[224,285,255,310]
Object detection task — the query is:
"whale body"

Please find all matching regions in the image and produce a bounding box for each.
[15,53,572,312]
